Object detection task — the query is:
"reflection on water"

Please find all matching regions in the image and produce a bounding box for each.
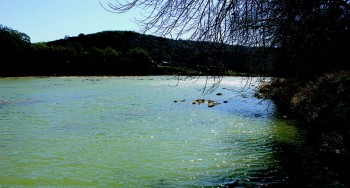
[0,76,347,187]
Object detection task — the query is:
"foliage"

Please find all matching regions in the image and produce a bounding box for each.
[273,0,350,78]
[261,71,350,154]
[0,27,267,76]
[266,72,350,126]
[105,0,350,79]
[0,25,32,76]
[290,71,350,127]
[0,25,30,44]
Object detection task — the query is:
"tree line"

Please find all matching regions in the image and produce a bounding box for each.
[103,0,350,154]
[0,25,275,77]
[105,0,350,80]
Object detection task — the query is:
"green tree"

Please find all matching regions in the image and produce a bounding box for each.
[0,25,32,76]
[104,0,350,153]
[273,1,350,78]
[124,47,152,74]
[104,0,350,78]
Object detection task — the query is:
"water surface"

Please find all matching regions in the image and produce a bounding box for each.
[0,76,346,187]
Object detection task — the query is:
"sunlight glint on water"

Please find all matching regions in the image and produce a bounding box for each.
[0,76,299,187]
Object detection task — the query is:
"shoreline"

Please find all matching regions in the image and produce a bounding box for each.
[0,75,258,79]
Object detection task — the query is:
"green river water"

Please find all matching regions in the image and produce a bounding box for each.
[0,76,347,187]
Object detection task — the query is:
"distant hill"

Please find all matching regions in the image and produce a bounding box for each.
[1,26,274,76]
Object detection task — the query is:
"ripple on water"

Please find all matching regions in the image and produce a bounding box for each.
[0,76,346,187]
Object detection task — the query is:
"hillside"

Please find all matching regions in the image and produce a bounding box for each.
[0,25,273,76]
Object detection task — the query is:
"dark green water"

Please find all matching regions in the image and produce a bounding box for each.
[0,76,347,187]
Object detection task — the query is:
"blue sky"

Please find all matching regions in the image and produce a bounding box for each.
[0,0,142,43]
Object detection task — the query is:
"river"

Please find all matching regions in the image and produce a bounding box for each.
[0,76,347,187]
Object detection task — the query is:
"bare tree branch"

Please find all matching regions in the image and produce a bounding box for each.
[103,0,278,47]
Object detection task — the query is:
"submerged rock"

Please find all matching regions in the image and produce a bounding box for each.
[174,99,186,103]
[191,99,221,107]
[192,99,205,105]
[174,98,223,107]
[208,101,221,107]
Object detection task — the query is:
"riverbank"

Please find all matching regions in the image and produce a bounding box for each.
[259,71,350,155]
[0,76,304,187]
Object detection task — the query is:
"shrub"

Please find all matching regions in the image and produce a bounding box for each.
[290,71,350,128]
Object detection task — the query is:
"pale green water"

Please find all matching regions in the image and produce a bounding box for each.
[0,76,346,187]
